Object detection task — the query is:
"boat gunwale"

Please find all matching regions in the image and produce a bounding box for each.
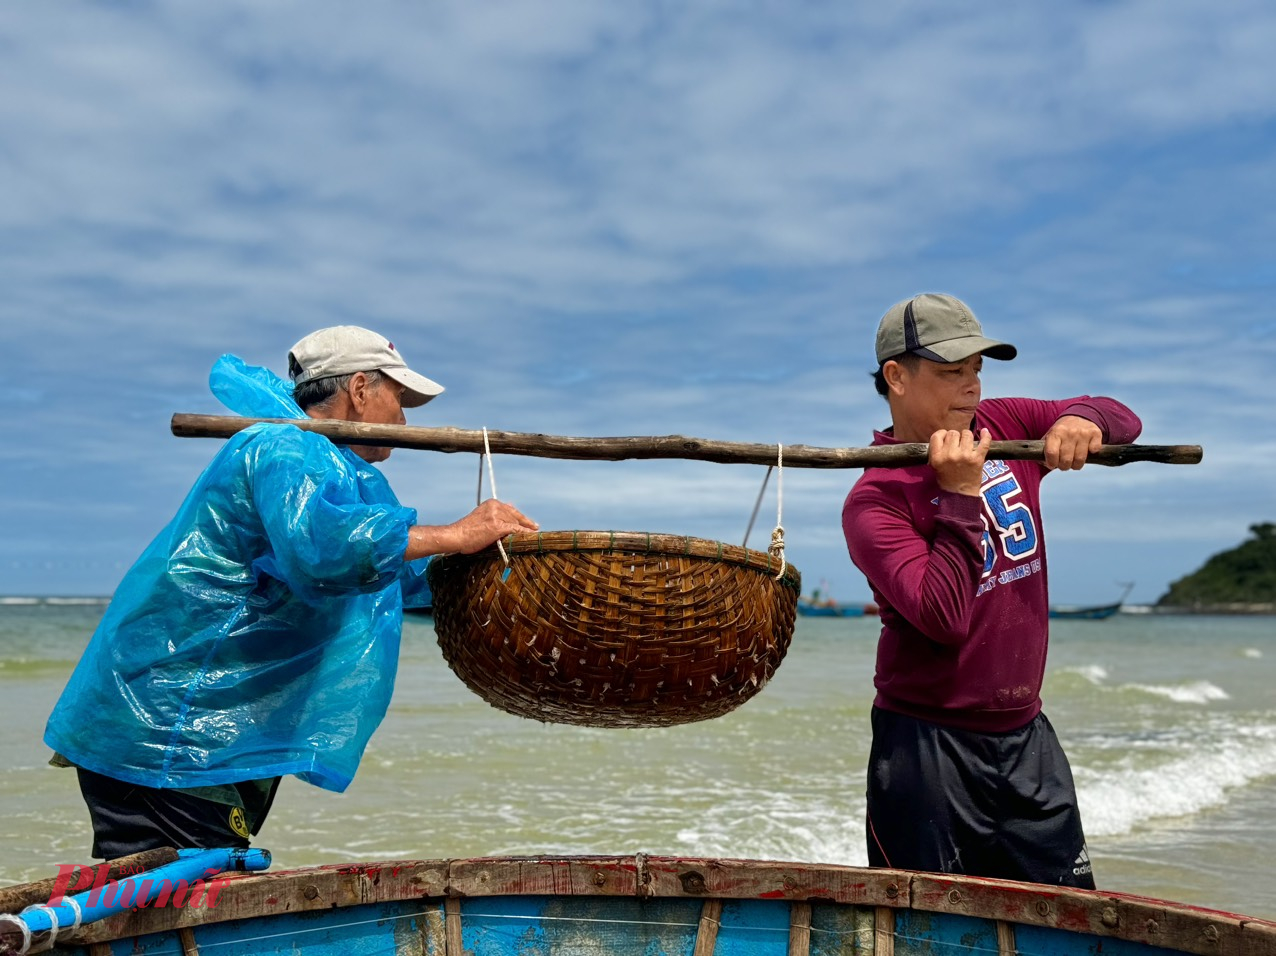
[55,854,1276,955]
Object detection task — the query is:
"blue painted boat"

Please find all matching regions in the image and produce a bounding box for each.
[1048,601,1123,620]
[6,854,1271,955]
[797,598,875,618]
[1049,582,1134,621]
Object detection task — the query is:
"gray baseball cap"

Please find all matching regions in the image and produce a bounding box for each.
[875,293,1017,364]
[288,326,445,408]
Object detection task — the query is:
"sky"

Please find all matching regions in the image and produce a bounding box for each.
[2,1,1273,605]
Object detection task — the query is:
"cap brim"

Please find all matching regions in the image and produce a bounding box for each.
[923,336,1017,363]
[382,366,445,407]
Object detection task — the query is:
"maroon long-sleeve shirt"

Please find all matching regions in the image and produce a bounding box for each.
[842,396,1142,732]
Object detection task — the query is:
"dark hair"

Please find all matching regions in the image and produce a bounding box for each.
[872,352,922,398]
[293,369,384,411]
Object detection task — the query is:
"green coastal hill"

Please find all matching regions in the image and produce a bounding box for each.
[1157,522,1276,607]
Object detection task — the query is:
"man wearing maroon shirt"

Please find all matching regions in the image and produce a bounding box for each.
[842,293,1142,887]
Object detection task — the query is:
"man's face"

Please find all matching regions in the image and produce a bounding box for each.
[364,377,407,426]
[891,354,983,439]
[353,377,406,463]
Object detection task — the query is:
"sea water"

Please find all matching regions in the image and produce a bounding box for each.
[1,603,1273,919]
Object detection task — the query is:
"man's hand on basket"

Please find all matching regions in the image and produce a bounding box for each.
[453,499,539,553]
[405,499,538,560]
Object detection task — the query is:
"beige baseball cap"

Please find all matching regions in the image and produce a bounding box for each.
[288,326,445,408]
[875,293,1017,364]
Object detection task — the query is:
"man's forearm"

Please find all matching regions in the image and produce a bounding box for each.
[401,499,539,561]
[404,525,465,561]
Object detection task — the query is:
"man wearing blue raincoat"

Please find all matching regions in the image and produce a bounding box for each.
[45,327,537,859]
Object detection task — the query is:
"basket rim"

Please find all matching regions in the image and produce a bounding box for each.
[436,530,800,584]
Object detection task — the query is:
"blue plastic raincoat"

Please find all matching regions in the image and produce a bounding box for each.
[44,356,432,792]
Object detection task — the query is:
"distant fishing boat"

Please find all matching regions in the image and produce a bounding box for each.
[797,583,877,619]
[1048,602,1122,620]
[797,597,877,618]
[1049,582,1134,620]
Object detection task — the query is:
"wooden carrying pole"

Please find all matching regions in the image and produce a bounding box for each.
[171,413,1202,469]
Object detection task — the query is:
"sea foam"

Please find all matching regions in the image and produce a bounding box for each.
[1078,718,1276,837]
[1063,664,1109,684]
[1122,681,1231,705]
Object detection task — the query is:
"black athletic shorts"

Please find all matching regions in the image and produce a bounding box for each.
[76,768,280,861]
[865,707,1095,888]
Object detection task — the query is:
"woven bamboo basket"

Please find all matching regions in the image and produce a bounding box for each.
[427,531,801,728]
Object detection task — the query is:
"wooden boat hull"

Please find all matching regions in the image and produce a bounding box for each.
[47,855,1275,956]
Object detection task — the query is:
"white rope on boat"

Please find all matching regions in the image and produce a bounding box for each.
[20,904,59,950]
[0,914,31,956]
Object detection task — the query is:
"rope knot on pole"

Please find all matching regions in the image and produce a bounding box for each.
[770,444,785,579]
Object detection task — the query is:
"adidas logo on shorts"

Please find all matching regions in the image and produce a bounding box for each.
[1073,845,1092,877]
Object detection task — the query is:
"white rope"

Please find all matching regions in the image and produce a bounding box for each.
[481,426,501,500]
[21,904,60,950]
[481,427,510,570]
[62,897,83,935]
[776,443,783,528]
[0,914,31,955]
[770,443,786,579]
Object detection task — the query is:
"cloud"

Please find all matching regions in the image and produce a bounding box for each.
[1,1,1274,599]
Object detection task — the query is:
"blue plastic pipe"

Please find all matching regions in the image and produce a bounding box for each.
[6,847,270,951]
